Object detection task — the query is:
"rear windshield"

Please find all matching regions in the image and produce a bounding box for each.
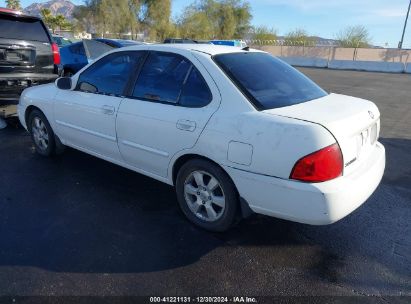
[0,15,50,43]
[213,52,327,110]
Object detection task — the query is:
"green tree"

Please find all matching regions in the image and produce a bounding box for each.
[6,0,21,10]
[108,0,140,38]
[251,26,277,41]
[177,6,213,40]
[143,0,173,41]
[219,3,236,38]
[72,0,143,39]
[41,9,72,33]
[72,4,95,33]
[284,28,315,46]
[226,0,251,38]
[72,0,252,42]
[73,0,149,38]
[178,0,252,40]
[41,8,57,33]
[336,25,371,48]
[128,0,142,39]
[55,14,72,31]
[201,0,250,39]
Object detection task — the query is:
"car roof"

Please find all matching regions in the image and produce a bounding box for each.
[121,43,259,56]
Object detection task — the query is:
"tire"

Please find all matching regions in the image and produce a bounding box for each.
[176,159,239,232]
[28,109,56,157]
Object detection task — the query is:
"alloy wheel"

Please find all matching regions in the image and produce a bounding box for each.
[31,117,49,151]
[184,170,226,222]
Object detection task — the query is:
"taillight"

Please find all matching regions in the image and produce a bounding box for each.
[290,143,343,183]
[51,42,61,65]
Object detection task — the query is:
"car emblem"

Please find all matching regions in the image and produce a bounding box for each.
[368,111,374,119]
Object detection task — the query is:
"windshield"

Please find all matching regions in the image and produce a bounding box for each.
[213,52,327,110]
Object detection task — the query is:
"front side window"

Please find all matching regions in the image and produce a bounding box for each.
[132,51,211,107]
[214,52,327,110]
[76,51,144,96]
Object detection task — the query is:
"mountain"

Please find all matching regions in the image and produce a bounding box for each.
[23,0,77,20]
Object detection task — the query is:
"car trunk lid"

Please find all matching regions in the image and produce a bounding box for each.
[263,93,380,175]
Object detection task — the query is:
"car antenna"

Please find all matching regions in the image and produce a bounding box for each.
[242,46,250,51]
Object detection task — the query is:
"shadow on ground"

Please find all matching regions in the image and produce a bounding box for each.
[0,125,410,295]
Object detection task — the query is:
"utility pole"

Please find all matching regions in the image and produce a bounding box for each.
[399,0,411,49]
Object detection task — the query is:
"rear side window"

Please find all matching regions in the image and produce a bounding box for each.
[214,52,327,110]
[0,15,50,42]
[179,67,212,107]
[132,51,211,107]
[76,51,144,96]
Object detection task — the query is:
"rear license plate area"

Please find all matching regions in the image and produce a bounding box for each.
[357,121,379,158]
[0,48,35,65]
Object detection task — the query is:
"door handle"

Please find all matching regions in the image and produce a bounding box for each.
[101,105,115,115]
[176,119,196,132]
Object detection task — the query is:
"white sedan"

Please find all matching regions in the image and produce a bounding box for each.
[18,44,385,231]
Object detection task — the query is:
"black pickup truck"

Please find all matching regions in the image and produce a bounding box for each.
[0,8,60,119]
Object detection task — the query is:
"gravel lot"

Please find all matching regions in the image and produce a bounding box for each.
[0,68,410,301]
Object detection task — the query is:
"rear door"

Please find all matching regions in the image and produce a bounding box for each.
[116,50,221,178]
[54,51,146,161]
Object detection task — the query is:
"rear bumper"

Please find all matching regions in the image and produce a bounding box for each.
[225,142,385,225]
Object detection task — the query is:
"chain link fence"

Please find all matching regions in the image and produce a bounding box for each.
[246,39,411,49]
[248,41,411,72]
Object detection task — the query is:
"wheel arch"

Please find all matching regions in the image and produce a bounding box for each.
[25,105,43,130]
[171,153,222,186]
[171,153,254,219]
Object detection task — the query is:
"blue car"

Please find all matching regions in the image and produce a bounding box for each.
[60,39,143,76]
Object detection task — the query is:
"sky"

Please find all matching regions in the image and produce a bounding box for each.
[1,0,410,47]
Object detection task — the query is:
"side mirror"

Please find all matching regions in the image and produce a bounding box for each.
[55,77,72,90]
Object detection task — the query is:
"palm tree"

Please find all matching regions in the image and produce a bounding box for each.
[41,8,57,33]
[6,0,21,10]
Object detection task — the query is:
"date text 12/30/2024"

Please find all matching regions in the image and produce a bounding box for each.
[150,297,258,303]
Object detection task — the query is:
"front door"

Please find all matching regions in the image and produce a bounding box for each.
[54,51,145,161]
